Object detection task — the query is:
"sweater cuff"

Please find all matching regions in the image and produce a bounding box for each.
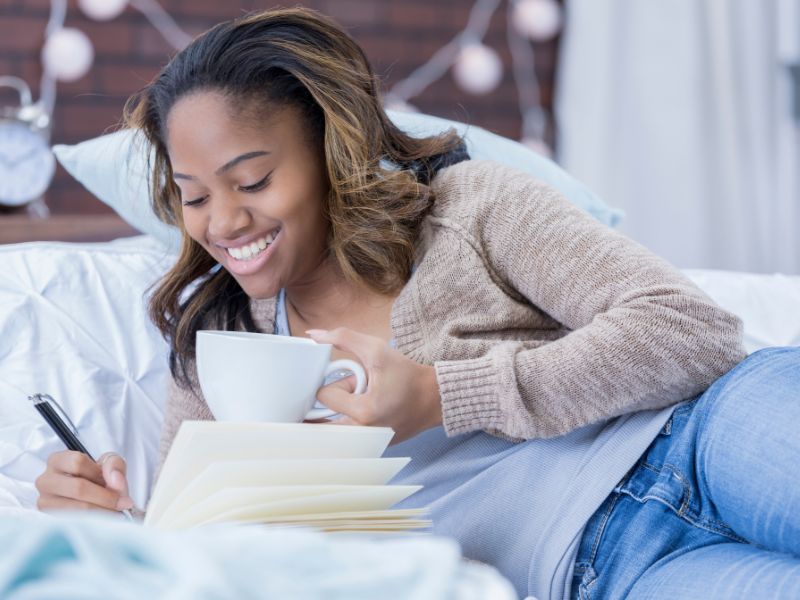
[434,356,504,436]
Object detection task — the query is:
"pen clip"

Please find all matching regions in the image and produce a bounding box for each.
[28,393,81,437]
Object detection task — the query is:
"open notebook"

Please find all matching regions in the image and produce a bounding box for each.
[144,421,428,532]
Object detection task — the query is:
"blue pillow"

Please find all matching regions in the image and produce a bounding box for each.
[386,109,623,228]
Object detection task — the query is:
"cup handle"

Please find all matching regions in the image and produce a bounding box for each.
[304,359,367,420]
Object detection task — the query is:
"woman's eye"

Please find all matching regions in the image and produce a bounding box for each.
[239,172,272,193]
[182,195,208,207]
[180,172,272,206]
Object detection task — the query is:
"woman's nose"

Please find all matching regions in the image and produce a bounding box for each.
[207,197,251,239]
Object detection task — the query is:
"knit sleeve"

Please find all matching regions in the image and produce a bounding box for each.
[152,363,214,486]
[433,161,746,440]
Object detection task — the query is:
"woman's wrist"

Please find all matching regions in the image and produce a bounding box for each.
[421,364,443,430]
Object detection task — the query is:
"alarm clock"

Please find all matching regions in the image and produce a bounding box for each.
[0,76,56,208]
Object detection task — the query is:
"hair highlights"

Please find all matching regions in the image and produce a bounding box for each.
[124,7,469,388]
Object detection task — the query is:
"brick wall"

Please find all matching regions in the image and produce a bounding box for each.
[0,0,561,215]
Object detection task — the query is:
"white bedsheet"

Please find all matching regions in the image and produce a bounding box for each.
[0,236,173,512]
[1,237,798,516]
[684,269,800,352]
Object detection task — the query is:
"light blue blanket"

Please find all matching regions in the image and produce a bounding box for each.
[0,512,516,600]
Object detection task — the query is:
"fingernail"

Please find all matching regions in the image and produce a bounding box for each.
[110,470,124,489]
[305,329,327,337]
[116,496,134,511]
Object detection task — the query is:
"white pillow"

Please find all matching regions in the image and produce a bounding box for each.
[0,236,174,511]
[52,131,182,252]
[52,110,623,252]
[386,110,623,227]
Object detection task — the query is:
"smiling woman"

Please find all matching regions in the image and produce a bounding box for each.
[31,6,800,600]
[122,8,469,388]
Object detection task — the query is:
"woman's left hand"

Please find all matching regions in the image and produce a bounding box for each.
[306,328,443,443]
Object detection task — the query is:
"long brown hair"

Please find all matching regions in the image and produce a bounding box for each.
[124,7,469,388]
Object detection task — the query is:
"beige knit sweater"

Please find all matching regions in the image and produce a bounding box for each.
[156,159,745,474]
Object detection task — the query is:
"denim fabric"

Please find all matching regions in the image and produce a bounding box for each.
[571,347,800,600]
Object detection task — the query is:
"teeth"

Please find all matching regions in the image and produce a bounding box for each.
[224,229,278,261]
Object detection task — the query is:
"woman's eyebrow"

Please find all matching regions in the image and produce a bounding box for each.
[215,151,270,175]
[173,150,270,180]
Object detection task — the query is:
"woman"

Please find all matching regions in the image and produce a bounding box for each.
[35,8,799,600]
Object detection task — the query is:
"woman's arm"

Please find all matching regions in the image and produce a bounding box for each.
[434,162,746,440]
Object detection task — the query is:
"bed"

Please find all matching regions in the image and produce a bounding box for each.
[1,112,798,598]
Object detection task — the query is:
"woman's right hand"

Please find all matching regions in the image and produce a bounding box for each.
[35,451,134,514]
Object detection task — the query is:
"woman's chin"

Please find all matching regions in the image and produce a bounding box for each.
[225,273,281,300]
[239,283,281,300]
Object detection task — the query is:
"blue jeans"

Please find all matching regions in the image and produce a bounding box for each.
[571,347,800,600]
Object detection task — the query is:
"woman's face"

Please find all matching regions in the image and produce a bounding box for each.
[166,91,330,299]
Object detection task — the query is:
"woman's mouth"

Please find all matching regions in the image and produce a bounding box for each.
[223,228,279,261]
[219,228,281,276]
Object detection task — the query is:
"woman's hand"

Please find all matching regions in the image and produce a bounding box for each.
[35,451,134,514]
[307,328,443,443]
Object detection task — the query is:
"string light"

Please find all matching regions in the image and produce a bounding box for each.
[77,0,128,22]
[38,0,192,124]
[385,0,502,105]
[35,0,561,153]
[453,43,504,95]
[512,0,562,42]
[42,28,94,82]
[387,0,562,154]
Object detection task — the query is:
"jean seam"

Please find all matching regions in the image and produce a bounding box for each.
[573,494,620,582]
[574,495,619,598]
[661,463,693,517]
[579,576,595,600]
[664,462,743,540]
[629,406,747,545]
[640,461,661,474]
[587,494,620,567]
[617,487,749,544]
[577,566,599,600]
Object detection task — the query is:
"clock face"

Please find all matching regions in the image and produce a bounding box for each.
[0,120,56,206]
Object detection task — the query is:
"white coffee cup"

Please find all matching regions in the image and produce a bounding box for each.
[196,330,366,422]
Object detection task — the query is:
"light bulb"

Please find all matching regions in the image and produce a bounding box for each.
[453,43,503,95]
[78,0,128,21]
[512,0,562,42]
[42,28,95,82]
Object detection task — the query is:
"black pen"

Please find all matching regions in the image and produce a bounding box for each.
[28,393,133,521]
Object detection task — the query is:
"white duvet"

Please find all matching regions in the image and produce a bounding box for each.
[0,236,173,513]
[1,236,799,514]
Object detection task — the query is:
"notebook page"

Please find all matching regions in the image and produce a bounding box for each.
[145,422,394,525]
[161,484,422,529]
[156,457,410,527]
